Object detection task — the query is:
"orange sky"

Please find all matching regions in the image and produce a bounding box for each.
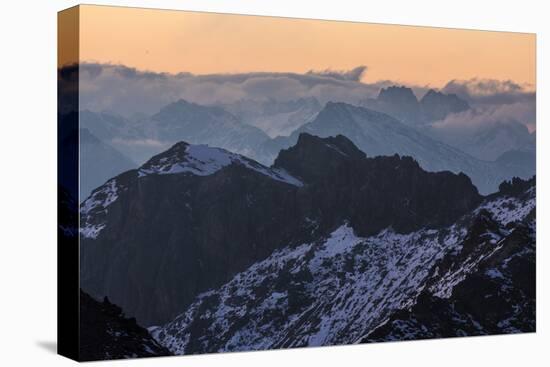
[72,5,535,89]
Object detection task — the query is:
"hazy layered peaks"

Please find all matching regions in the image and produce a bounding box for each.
[148,98,271,160]
[421,89,469,107]
[66,128,136,201]
[378,86,420,106]
[420,89,470,121]
[314,101,401,129]
[313,101,357,126]
[220,97,322,138]
[363,85,470,125]
[153,99,241,127]
[426,117,535,161]
[157,99,224,116]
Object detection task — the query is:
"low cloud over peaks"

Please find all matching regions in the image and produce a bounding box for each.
[306,66,368,82]
[442,78,535,106]
[78,63,382,115]
[73,63,535,135]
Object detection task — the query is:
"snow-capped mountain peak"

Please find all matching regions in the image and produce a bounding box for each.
[138,141,303,186]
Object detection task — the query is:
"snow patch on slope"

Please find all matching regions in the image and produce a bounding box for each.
[152,223,465,354]
[429,192,535,299]
[476,194,535,225]
[80,179,123,239]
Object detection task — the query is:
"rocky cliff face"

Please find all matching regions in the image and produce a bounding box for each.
[80,134,481,328]
[363,179,535,341]
[151,177,534,355]
[274,133,481,236]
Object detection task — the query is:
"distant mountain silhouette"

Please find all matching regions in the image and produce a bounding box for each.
[151,99,270,157]
[60,128,136,200]
[362,86,470,125]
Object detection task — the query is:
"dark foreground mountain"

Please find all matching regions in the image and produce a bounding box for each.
[79,290,171,361]
[80,133,481,327]
[151,177,534,354]
[256,102,531,194]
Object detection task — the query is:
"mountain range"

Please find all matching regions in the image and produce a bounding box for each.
[255,102,533,194]
[80,133,482,327]
[76,134,534,355]
[78,88,534,197]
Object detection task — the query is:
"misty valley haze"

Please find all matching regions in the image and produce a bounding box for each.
[63,63,535,198]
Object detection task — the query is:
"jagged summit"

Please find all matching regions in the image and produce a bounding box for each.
[273,133,366,183]
[420,89,470,121]
[363,85,470,125]
[378,85,419,104]
[280,132,366,160]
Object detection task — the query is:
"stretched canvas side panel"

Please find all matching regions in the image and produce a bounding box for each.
[57,5,80,361]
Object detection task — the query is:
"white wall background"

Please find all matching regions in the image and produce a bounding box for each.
[0,0,547,365]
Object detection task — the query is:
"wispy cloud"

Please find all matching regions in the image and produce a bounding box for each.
[74,63,536,135]
[442,78,535,106]
[78,63,384,116]
[306,66,368,82]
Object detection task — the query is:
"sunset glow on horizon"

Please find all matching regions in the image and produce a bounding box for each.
[71,5,535,89]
